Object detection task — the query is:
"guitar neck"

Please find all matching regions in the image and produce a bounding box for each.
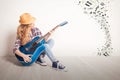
[36,25,59,43]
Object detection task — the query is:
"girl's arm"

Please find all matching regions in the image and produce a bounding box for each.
[13,37,31,63]
[15,49,31,63]
[31,27,53,42]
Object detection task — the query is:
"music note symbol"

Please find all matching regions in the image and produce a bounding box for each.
[78,0,81,5]
[85,1,92,7]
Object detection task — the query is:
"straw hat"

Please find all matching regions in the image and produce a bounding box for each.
[19,13,36,24]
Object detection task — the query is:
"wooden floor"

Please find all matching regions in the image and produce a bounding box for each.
[0,56,120,80]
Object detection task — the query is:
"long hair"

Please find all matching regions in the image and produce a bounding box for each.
[17,24,33,45]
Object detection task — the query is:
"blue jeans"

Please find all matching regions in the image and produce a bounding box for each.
[21,39,57,66]
[44,39,57,62]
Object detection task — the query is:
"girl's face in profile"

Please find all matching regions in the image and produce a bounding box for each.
[30,23,35,28]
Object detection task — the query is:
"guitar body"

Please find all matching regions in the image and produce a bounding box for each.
[20,36,45,54]
[15,36,45,62]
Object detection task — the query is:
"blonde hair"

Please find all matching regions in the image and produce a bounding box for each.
[17,24,33,45]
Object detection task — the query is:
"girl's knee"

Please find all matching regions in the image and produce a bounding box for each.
[43,44,49,48]
[48,39,54,44]
[47,39,54,48]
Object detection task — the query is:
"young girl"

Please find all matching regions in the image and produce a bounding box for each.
[13,13,65,69]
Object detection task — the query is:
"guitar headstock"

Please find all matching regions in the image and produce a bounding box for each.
[58,21,68,27]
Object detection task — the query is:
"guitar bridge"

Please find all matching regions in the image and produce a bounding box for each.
[32,42,37,47]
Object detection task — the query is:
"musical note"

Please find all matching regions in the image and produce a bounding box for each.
[78,1,81,5]
[85,1,92,7]
[95,6,99,11]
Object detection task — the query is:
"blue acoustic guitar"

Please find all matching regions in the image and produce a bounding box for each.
[15,21,68,66]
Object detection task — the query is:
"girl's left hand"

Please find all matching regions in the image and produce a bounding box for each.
[23,54,32,63]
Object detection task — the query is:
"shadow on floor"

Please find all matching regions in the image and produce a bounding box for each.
[3,56,23,66]
[3,30,23,66]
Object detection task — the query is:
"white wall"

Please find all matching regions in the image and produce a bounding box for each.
[109,0,120,56]
[0,0,119,57]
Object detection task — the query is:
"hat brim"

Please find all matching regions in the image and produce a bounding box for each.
[19,17,36,24]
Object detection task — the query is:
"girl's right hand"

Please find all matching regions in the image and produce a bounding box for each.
[23,54,32,63]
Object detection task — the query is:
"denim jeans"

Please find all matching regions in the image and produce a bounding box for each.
[21,39,57,66]
[44,39,57,62]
